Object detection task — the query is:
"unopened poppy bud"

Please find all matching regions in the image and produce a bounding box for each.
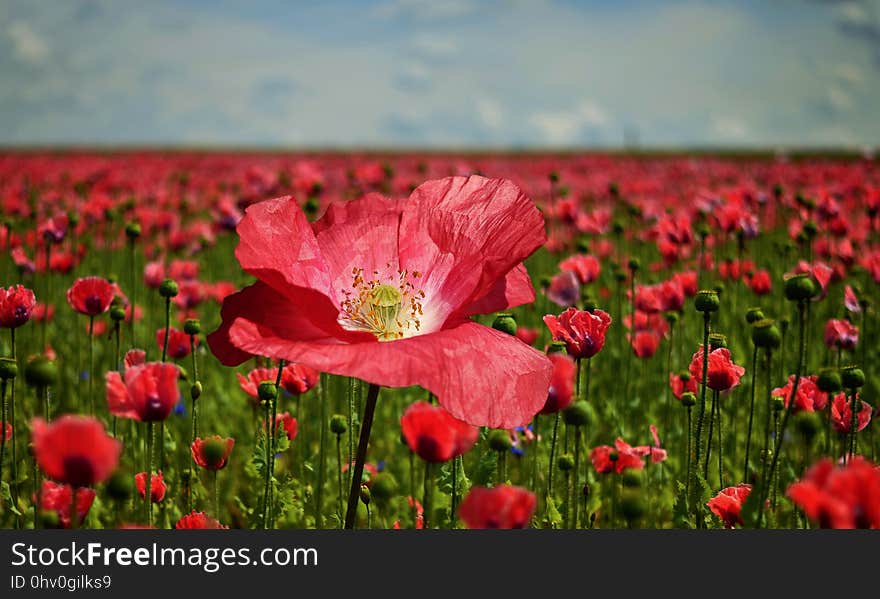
[802,220,818,239]
[745,307,764,324]
[549,171,560,183]
[67,211,80,226]
[784,274,815,301]
[582,483,591,498]
[330,414,347,435]
[257,381,277,402]
[0,358,17,380]
[190,382,202,400]
[795,411,822,442]
[620,491,645,523]
[772,396,785,412]
[678,370,692,382]
[557,453,574,471]
[125,222,141,240]
[665,312,679,326]
[708,333,727,350]
[370,473,397,502]
[713,283,725,297]
[841,366,865,389]
[24,356,57,388]
[622,470,642,488]
[546,341,567,355]
[681,392,697,408]
[694,290,720,313]
[183,319,201,336]
[303,197,319,216]
[816,368,842,393]
[491,313,517,336]
[751,318,782,349]
[180,469,194,484]
[562,401,591,427]
[628,258,640,272]
[582,297,597,312]
[488,429,512,452]
[696,223,710,239]
[159,278,179,298]
[359,485,371,505]
[110,306,126,322]
[106,471,133,502]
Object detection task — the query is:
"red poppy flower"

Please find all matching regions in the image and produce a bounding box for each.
[144,262,165,289]
[37,481,96,528]
[632,330,660,358]
[559,254,600,284]
[772,375,825,412]
[540,353,576,415]
[208,176,552,428]
[191,436,235,471]
[844,285,860,313]
[788,457,880,528]
[32,302,54,322]
[688,346,745,391]
[544,307,612,360]
[673,271,697,296]
[400,401,479,463]
[272,412,298,441]
[747,269,772,295]
[135,471,167,503]
[824,319,859,351]
[124,349,146,369]
[175,511,228,529]
[458,484,536,529]
[545,270,580,307]
[591,438,646,474]
[707,484,751,528]
[66,277,116,316]
[831,393,872,434]
[789,261,833,300]
[669,371,698,400]
[106,362,180,422]
[515,326,539,346]
[156,327,194,359]
[237,363,320,401]
[0,285,36,329]
[3,422,11,442]
[392,496,424,529]
[31,416,121,487]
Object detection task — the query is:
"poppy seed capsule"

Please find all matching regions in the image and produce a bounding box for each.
[582,297,597,312]
[158,278,179,298]
[816,368,842,393]
[680,392,697,408]
[802,220,818,239]
[370,472,397,502]
[190,382,202,401]
[183,319,201,336]
[488,429,512,452]
[557,453,574,471]
[628,258,640,272]
[784,274,815,301]
[576,238,590,253]
[708,333,727,350]
[772,396,785,412]
[546,341,568,355]
[0,358,17,380]
[794,411,822,442]
[24,356,58,388]
[330,414,347,435]
[751,319,782,349]
[359,485,371,505]
[491,313,517,336]
[303,197,319,216]
[841,366,865,389]
[257,381,277,402]
[563,401,591,427]
[110,306,126,322]
[745,307,765,324]
[125,222,141,240]
[694,290,720,313]
[665,312,679,326]
[201,438,229,467]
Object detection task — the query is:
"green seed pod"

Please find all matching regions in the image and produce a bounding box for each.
[681,392,697,408]
[488,429,512,452]
[491,313,517,336]
[562,400,591,427]
[546,341,568,355]
[802,220,818,239]
[751,319,782,349]
[370,472,397,502]
[628,258,640,272]
[582,297,598,313]
[794,411,822,443]
[359,485,371,506]
[257,381,278,402]
[575,238,590,253]
[183,319,202,336]
[708,333,727,350]
[745,307,765,324]
[841,366,865,389]
[125,222,142,240]
[665,311,680,326]
[330,414,347,435]
[0,358,18,380]
[694,290,720,313]
[24,356,58,388]
[159,278,179,298]
[816,368,843,393]
[105,470,133,502]
[772,396,785,412]
[190,382,202,401]
[303,197,320,217]
[557,453,574,471]
[784,274,815,302]
[110,306,126,322]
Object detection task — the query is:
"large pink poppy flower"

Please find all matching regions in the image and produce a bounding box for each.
[208,176,552,428]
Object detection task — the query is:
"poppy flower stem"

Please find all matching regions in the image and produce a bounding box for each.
[545,412,561,520]
[824,392,833,455]
[347,377,357,494]
[88,315,95,415]
[716,390,724,489]
[704,389,717,481]
[848,389,858,461]
[684,404,692,497]
[422,461,433,529]
[0,379,6,486]
[315,374,328,529]
[161,296,171,362]
[692,311,711,524]
[261,398,272,529]
[128,237,136,347]
[144,421,153,526]
[450,455,458,529]
[336,432,344,522]
[344,383,380,529]
[69,487,78,530]
[213,470,219,520]
[744,344,758,482]
[190,334,200,440]
[572,426,581,529]
[756,299,807,528]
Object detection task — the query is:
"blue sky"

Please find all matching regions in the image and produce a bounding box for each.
[1,0,879,148]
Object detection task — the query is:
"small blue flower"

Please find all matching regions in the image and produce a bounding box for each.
[173,397,186,416]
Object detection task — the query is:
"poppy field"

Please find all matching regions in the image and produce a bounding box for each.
[0,150,878,530]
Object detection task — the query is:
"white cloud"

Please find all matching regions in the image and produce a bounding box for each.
[374,0,480,21]
[712,117,748,141]
[833,63,864,85]
[7,21,48,64]
[529,101,610,144]
[827,85,853,111]
[476,97,503,130]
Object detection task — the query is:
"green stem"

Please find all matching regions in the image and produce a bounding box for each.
[545,411,561,519]
[344,384,380,529]
[450,456,458,529]
[336,434,344,524]
[213,470,219,520]
[315,374,328,529]
[88,316,95,415]
[161,297,171,362]
[692,312,710,524]
[145,421,153,526]
[422,461,432,530]
[744,344,758,481]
